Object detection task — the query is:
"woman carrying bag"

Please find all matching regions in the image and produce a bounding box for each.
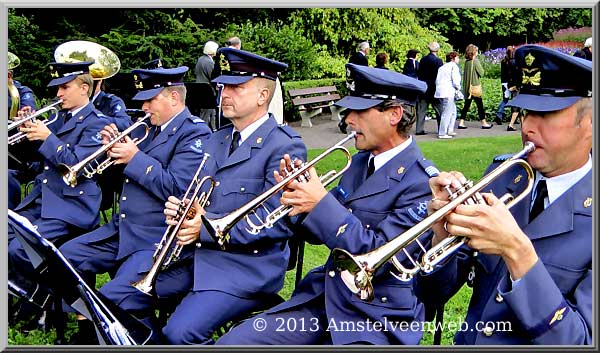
[457,44,492,129]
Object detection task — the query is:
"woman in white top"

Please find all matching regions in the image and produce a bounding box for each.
[434,51,462,138]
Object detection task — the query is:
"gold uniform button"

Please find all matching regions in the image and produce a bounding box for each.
[215,181,221,187]
[253,249,258,254]
[240,187,246,192]
[121,213,126,219]
[66,144,70,147]
[196,243,202,248]
[483,326,494,337]
[366,225,370,229]
[79,190,84,195]
[122,196,127,201]
[380,297,388,303]
[42,179,48,184]
[348,208,352,213]
[328,271,336,278]
[44,166,49,170]
[495,293,503,303]
[125,178,129,183]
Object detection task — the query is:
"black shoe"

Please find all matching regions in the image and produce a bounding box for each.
[506,126,516,131]
[415,131,427,135]
[481,124,493,129]
[494,117,503,125]
[457,125,468,129]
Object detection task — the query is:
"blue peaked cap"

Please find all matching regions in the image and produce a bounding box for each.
[47,61,94,87]
[336,63,427,110]
[507,45,592,112]
[131,66,189,101]
[212,48,287,85]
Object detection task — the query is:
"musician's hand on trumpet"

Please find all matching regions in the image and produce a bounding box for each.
[105,135,139,164]
[15,105,34,120]
[428,171,538,280]
[274,154,328,217]
[164,196,206,246]
[427,171,467,247]
[100,123,120,144]
[19,117,52,142]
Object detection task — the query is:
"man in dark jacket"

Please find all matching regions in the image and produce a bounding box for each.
[416,41,443,135]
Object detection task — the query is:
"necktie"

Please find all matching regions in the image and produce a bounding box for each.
[229,131,241,156]
[152,126,161,140]
[529,180,548,222]
[366,157,375,178]
[64,112,72,122]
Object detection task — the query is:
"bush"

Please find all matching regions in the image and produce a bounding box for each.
[455,77,504,121]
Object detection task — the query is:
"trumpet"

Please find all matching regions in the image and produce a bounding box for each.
[202,132,356,250]
[57,114,151,187]
[132,154,215,295]
[333,142,536,301]
[8,100,63,145]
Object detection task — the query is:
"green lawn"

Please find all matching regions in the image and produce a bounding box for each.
[8,134,524,345]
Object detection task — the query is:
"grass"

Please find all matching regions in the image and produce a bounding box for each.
[9,134,523,345]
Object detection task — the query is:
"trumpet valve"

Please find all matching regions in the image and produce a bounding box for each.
[185,206,197,220]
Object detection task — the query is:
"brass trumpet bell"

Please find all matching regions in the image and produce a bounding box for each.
[333,142,536,302]
[8,51,20,70]
[54,40,121,80]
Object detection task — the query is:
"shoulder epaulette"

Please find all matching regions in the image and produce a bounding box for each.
[278,124,301,138]
[191,116,206,124]
[493,153,514,163]
[418,159,440,177]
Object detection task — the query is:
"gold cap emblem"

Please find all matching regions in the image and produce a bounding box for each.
[220,54,231,73]
[583,197,592,208]
[524,53,536,67]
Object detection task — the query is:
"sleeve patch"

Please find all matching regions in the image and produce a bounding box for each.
[190,138,204,153]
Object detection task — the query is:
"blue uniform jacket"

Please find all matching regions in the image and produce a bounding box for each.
[15,102,110,230]
[8,80,37,111]
[415,158,592,344]
[192,115,307,298]
[81,108,212,261]
[270,140,435,345]
[93,91,132,131]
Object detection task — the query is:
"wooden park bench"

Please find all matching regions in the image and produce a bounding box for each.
[288,85,342,127]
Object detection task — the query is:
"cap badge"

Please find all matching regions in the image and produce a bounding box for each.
[583,197,592,208]
[220,54,231,73]
[133,74,143,89]
[524,53,536,67]
[522,70,541,86]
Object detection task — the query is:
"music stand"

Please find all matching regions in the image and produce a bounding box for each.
[8,210,152,345]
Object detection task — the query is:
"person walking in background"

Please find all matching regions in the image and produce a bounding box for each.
[458,44,492,129]
[495,46,520,130]
[349,41,370,66]
[340,40,371,133]
[195,40,219,130]
[573,37,592,61]
[375,52,389,69]
[434,51,462,139]
[402,49,420,78]
[226,36,242,50]
[416,41,443,135]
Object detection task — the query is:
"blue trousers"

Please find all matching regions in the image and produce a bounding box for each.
[216,294,333,345]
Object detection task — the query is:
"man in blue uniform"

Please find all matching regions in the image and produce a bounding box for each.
[8,60,109,290]
[91,78,131,130]
[59,65,212,343]
[217,64,437,345]
[159,48,307,344]
[416,45,592,345]
[8,51,39,208]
